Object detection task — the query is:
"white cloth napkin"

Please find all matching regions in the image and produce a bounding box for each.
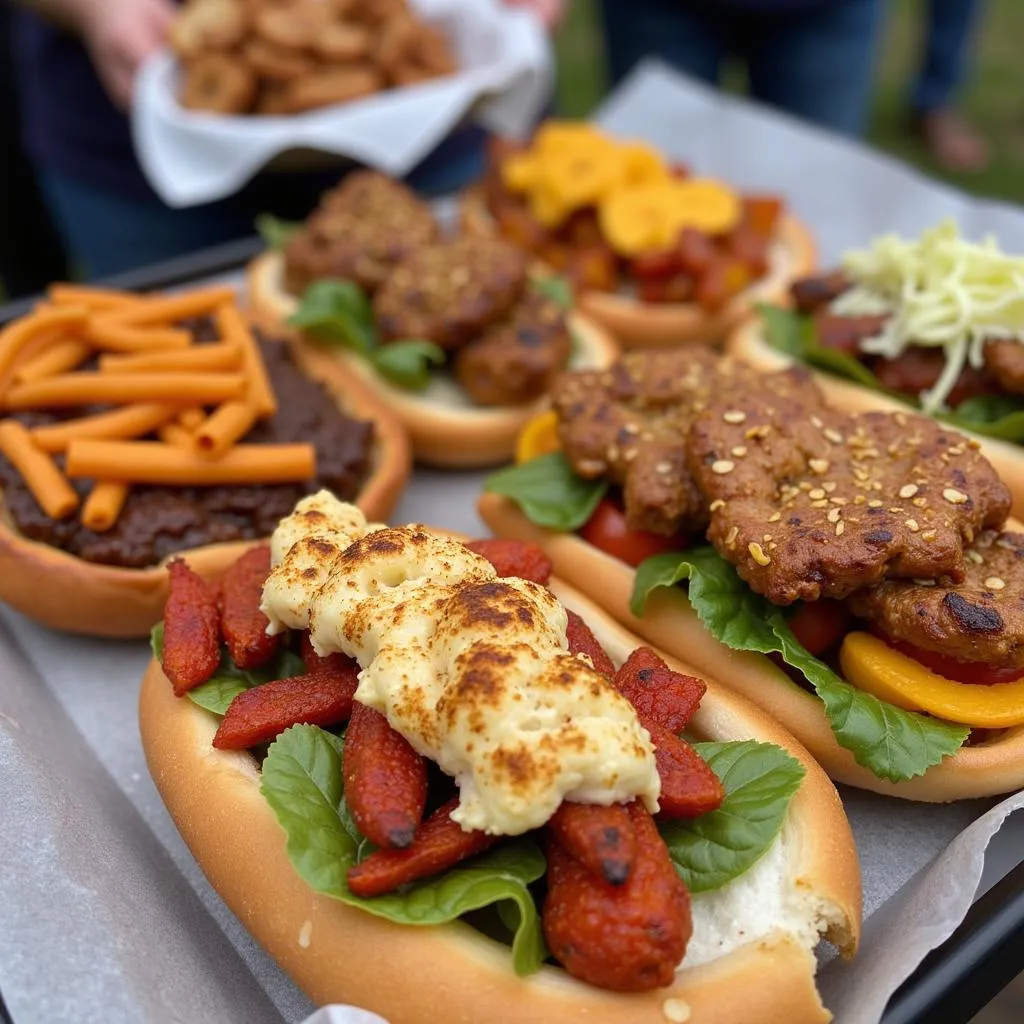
[131,0,553,208]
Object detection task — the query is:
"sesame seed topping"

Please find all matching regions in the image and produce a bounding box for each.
[809,488,826,500]
[723,410,746,424]
[899,484,918,499]
[763,533,773,543]
[895,412,907,427]
[913,578,937,586]
[824,428,844,444]
[985,577,1006,590]
[854,495,866,505]
[869,499,883,508]
[823,482,838,493]
[811,415,823,429]
[835,521,845,536]
[943,488,969,504]
[808,458,830,474]
[662,998,692,1024]
[748,542,771,566]
[768,511,781,522]
[912,497,928,508]
[812,499,830,508]
[889,508,904,514]
[709,498,726,512]
[906,519,919,531]
[731,446,748,458]
[726,525,739,546]
[655,461,673,474]
[922,530,938,542]
[827,507,841,523]
[967,550,984,564]
[829,497,847,505]
[712,460,735,475]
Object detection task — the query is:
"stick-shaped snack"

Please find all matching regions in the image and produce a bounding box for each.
[614,649,707,733]
[346,798,499,898]
[81,482,130,533]
[542,801,692,993]
[13,339,92,383]
[565,609,617,678]
[158,422,196,448]
[0,419,79,519]
[219,545,280,670]
[213,667,360,751]
[161,559,222,696]
[65,440,316,485]
[86,322,193,352]
[648,722,725,820]
[0,306,88,393]
[548,802,637,885]
[48,284,144,310]
[194,400,259,460]
[177,407,206,430]
[97,285,236,327]
[216,302,278,417]
[98,344,243,374]
[30,404,178,453]
[6,372,247,409]
[343,702,429,850]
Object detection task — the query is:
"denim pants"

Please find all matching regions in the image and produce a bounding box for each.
[912,0,984,113]
[599,0,885,138]
[36,126,488,282]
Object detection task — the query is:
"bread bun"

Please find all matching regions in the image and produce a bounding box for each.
[459,189,817,350]
[140,569,860,1024]
[0,326,411,638]
[246,252,619,469]
[728,317,1024,518]
[478,492,1024,802]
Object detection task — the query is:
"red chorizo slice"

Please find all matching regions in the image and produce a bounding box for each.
[299,631,357,675]
[343,702,429,850]
[613,648,706,733]
[648,722,725,819]
[548,801,635,885]
[163,559,221,696]
[212,662,360,750]
[542,800,692,992]
[220,545,280,671]
[463,537,553,585]
[565,609,617,679]
[346,798,498,897]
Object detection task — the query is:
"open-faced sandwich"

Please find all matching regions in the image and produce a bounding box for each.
[0,284,410,637]
[460,121,816,348]
[247,171,617,468]
[729,220,1024,515]
[480,346,1024,800]
[141,491,860,1023]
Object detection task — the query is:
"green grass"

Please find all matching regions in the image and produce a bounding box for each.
[552,0,1024,205]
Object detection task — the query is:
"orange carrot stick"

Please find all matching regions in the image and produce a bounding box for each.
[0,420,79,519]
[5,372,247,409]
[48,284,143,311]
[30,403,177,453]
[158,422,196,448]
[194,401,259,459]
[81,481,130,532]
[177,407,205,430]
[215,303,277,417]
[100,286,236,327]
[97,344,242,374]
[0,307,89,397]
[85,320,192,353]
[13,339,93,383]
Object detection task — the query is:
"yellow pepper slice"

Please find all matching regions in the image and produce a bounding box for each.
[532,120,607,155]
[515,410,561,464]
[672,179,742,235]
[501,153,539,193]
[838,631,1024,729]
[619,141,670,185]
[598,181,681,256]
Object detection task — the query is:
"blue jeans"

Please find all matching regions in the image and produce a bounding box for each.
[36,127,488,281]
[599,0,884,137]
[912,0,983,113]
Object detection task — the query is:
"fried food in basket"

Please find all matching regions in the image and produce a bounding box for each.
[170,0,459,116]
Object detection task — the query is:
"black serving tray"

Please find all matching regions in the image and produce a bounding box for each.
[1,237,1022,1024]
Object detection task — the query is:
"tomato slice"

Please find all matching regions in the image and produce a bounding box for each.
[786,601,851,657]
[871,628,1024,686]
[578,498,688,569]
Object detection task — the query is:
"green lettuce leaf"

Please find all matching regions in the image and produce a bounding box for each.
[255,213,302,250]
[287,280,377,353]
[370,340,446,391]
[484,452,607,531]
[630,550,969,782]
[942,393,1024,442]
[261,725,547,975]
[660,741,804,893]
[757,303,885,389]
[533,275,573,311]
[149,623,306,716]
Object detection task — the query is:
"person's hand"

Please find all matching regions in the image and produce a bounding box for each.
[502,0,565,30]
[77,0,176,110]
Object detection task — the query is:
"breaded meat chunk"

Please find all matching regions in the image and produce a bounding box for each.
[283,171,438,296]
[848,530,1024,669]
[373,236,527,349]
[551,348,824,536]
[687,400,1011,604]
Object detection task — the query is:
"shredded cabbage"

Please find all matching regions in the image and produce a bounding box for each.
[829,220,1024,412]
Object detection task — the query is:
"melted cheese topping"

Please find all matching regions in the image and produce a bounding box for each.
[261,493,660,835]
[831,219,1024,412]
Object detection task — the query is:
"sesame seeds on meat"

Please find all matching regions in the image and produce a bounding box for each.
[847,530,1024,669]
[550,348,823,535]
[686,399,1011,604]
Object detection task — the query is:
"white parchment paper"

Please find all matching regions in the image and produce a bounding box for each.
[132,0,552,208]
[3,60,1024,1024]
